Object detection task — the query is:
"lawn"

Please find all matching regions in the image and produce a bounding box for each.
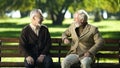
[0,17,120,63]
[0,17,120,39]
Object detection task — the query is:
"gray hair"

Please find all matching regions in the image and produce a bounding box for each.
[30,9,43,19]
[75,9,89,22]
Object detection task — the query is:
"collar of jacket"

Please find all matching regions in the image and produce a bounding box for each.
[74,24,91,39]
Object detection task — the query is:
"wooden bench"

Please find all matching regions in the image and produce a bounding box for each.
[0,38,120,68]
[0,38,64,68]
[94,38,120,68]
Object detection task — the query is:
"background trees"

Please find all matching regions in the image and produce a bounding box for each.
[0,0,119,24]
[0,0,34,17]
[69,0,120,21]
[37,0,74,25]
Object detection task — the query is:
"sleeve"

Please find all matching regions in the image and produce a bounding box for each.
[41,27,51,55]
[62,26,71,41]
[19,29,30,57]
[88,27,104,55]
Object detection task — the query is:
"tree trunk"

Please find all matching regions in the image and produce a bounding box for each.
[116,12,120,20]
[0,11,5,18]
[52,13,64,25]
[94,10,102,22]
[50,11,65,25]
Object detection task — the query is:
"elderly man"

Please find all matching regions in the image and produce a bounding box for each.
[19,9,53,68]
[61,9,104,68]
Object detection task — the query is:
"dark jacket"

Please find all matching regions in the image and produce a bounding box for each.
[19,25,51,57]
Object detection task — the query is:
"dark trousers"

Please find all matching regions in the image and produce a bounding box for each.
[25,55,53,68]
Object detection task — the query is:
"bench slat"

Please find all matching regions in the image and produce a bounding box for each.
[0,53,24,57]
[1,46,69,51]
[0,38,19,42]
[104,39,120,43]
[0,46,118,51]
[0,53,67,57]
[0,62,24,67]
[100,46,119,51]
[0,46,19,50]
[96,54,120,58]
[0,38,62,43]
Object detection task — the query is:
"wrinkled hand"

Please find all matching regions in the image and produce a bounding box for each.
[37,55,45,62]
[64,38,70,44]
[26,56,34,64]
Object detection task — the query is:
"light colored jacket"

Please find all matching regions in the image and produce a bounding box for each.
[62,23,104,58]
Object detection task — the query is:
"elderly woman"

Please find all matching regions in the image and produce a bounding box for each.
[61,9,104,68]
[19,9,53,68]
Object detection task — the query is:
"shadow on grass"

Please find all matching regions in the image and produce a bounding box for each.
[97,25,109,29]
[1,31,119,39]
[0,22,120,39]
[45,23,70,28]
[0,22,28,28]
[0,31,20,38]
[0,30,62,38]
[0,22,69,28]
[50,32,62,38]
[50,31,120,38]
[101,32,120,39]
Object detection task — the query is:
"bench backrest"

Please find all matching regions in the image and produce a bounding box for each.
[95,38,120,63]
[0,38,120,67]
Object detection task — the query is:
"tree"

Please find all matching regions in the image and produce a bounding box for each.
[69,0,102,22]
[0,0,35,17]
[69,0,120,21]
[0,0,119,23]
[100,0,120,19]
[0,0,78,25]
[36,0,75,25]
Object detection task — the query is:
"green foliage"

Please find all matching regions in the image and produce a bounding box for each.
[0,0,119,24]
[0,0,35,11]
[69,0,120,13]
[100,0,120,13]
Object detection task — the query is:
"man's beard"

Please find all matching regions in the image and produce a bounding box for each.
[75,22,82,28]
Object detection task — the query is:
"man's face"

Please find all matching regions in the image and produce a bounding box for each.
[74,13,83,27]
[33,13,43,26]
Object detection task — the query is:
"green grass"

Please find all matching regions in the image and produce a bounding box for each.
[0,18,120,63]
[89,20,120,39]
[0,17,120,39]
